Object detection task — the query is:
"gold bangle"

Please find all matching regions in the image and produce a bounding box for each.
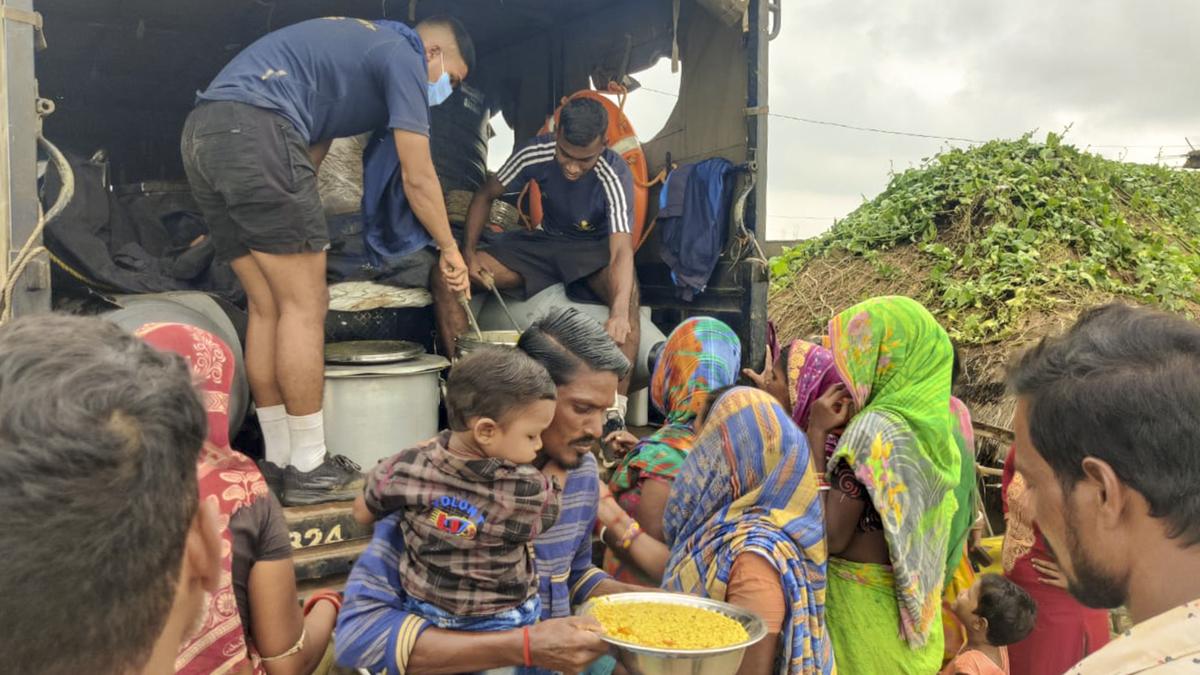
[259,627,307,662]
[619,521,643,549]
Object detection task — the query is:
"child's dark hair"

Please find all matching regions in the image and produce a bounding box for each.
[976,573,1037,646]
[445,346,556,432]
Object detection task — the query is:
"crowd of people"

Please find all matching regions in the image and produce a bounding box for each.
[4,4,1196,673]
[2,296,1199,675]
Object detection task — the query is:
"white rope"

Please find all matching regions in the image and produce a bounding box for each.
[1,133,73,322]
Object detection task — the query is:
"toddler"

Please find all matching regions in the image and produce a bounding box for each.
[942,573,1038,675]
[354,345,560,632]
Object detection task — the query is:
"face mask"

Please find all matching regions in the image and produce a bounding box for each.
[427,53,453,107]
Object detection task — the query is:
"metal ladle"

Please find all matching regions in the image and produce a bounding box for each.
[480,270,523,333]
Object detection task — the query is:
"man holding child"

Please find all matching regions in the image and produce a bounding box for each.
[337,307,644,673]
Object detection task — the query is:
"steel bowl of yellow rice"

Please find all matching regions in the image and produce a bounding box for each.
[578,592,767,675]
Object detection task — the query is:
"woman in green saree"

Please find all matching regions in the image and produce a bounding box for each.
[808,296,961,674]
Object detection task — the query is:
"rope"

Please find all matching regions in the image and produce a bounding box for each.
[1,134,74,322]
[632,165,672,252]
[516,182,536,231]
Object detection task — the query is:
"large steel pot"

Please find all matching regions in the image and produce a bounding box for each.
[323,352,449,469]
[577,592,767,675]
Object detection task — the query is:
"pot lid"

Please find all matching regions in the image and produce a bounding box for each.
[324,340,424,365]
[325,353,450,378]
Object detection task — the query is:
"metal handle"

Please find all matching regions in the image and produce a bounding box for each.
[767,0,782,40]
[481,270,523,333]
[459,294,484,341]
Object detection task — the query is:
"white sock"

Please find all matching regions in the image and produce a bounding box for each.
[258,404,291,467]
[616,394,629,421]
[287,411,327,472]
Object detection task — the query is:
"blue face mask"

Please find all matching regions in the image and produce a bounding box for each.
[427,53,453,107]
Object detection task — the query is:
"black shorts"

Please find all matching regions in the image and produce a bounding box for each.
[181,101,328,262]
[484,230,610,299]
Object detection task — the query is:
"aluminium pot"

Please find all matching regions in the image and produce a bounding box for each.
[323,353,449,469]
[456,329,521,358]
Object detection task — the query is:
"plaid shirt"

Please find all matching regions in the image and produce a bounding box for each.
[364,431,561,616]
[336,453,613,674]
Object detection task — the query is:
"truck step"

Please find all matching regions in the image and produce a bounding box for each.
[292,538,369,583]
[283,499,373,552]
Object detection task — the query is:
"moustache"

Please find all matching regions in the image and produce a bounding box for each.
[570,435,598,448]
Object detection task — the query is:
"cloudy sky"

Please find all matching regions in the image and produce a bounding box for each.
[491,0,1198,241]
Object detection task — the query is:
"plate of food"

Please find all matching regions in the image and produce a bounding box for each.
[577,592,766,674]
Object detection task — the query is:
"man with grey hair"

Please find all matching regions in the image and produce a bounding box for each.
[0,315,223,674]
[337,307,649,673]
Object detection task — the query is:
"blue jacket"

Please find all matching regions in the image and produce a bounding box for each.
[658,158,736,301]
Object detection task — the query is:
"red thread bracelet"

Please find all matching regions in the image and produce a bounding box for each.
[522,626,532,667]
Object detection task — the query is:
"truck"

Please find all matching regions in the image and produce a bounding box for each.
[0,0,778,588]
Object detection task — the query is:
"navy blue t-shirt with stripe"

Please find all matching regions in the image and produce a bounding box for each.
[197,18,430,144]
[495,134,634,241]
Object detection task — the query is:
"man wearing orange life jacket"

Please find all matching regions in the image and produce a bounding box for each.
[431,98,640,404]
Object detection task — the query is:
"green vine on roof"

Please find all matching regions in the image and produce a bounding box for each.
[771,132,1200,344]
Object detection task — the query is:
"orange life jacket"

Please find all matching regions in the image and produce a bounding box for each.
[519,89,651,248]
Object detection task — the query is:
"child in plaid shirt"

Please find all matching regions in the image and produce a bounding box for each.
[353,346,561,632]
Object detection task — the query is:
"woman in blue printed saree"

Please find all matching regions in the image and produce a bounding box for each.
[662,387,834,675]
[811,296,961,674]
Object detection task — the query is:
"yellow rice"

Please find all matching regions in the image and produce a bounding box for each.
[590,599,749,650]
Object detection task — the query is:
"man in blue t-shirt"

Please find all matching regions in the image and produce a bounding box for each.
[181,16,473,505]
[432,98,640,398]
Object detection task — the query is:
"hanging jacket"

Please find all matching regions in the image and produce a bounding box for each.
[361,128,433,269]
[657,157,736,301]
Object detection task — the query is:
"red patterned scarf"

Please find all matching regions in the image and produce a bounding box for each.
[136,323,268,675]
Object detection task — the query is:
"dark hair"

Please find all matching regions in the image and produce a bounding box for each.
[1008,302,1200,546]
[951,342,962,388]
[698,384,739,425]
[445,346,556,431]
[518,307,630,384]
[975,574,1037,646]
[0,314,207,675]
[419,15,475,72]
[778,343,793,371]
[559,97,608,147]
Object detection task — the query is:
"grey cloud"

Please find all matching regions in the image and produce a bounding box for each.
[763,0,1197,239]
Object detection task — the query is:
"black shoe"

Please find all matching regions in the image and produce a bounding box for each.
[257,460,286,500]
[281,454,364,506]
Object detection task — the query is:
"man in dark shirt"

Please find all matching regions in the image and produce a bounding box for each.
[0,315,221,674]
[182,16,474,504]
[432,98,640,400]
